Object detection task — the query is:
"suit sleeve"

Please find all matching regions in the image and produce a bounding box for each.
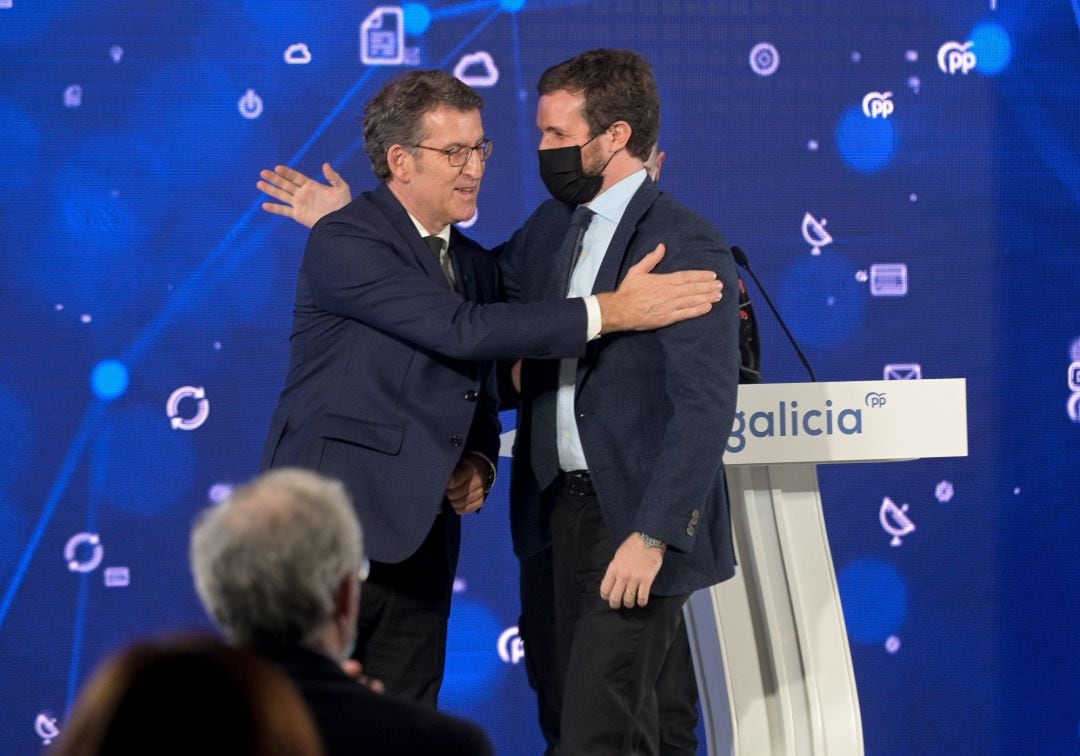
[304,216,587,361]
[633,228,741,553]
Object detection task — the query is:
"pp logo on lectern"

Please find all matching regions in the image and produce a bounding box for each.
[865,392,887,408]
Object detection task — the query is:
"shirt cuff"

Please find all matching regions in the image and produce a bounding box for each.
[467,451,498,492]
[583,295,602,342]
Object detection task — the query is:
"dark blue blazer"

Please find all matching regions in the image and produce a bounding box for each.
[265,646,493,756]
[261,183,588,563]
[501,177,741,596]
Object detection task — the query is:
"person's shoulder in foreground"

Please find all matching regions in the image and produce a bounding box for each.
[270,645,494,756]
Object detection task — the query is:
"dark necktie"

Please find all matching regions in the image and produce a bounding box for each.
[424,235,456,291]
[531,205,596,490]
[562,205,596,295]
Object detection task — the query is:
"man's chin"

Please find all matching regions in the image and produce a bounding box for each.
[452,205,478,225]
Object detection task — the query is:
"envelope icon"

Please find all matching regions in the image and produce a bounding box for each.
[884,363,922,380]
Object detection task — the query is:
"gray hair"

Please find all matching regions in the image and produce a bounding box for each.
[363,69,483,180]
[190,469,363,651]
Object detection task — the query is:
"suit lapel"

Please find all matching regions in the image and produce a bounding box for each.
[369,183,450,286]
[448,228,477,300]
[541,202,579,302]
[577,179,660,387]
[590,179,659,297]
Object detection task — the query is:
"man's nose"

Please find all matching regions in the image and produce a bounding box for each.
[461,149,484,177]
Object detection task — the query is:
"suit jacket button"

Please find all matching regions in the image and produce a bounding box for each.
[686,526,695,536]
[450,434,463,447]
[464,390,478,402]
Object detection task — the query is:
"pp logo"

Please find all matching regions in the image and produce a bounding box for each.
[748,43,780,77]
[937,41,977,75]
[862,91,894,119]
[497,626,525,665]
[864,392,887,408]
[167,386,210,430]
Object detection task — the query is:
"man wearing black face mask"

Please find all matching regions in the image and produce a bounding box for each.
[499,49,741,755]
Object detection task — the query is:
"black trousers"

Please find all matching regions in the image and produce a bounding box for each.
[549,487,693,756]
[519,546,562,755]
[352,511,458,707]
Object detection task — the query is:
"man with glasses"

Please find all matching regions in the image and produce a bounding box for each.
[259,69,722,708]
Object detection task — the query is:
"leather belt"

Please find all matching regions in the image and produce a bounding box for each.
[558,470,595,496]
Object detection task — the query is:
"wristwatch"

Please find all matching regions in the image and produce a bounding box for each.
[639,532,666,550]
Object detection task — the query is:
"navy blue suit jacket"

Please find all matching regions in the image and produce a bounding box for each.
[261,183,588,563]
[265,646,493,756]
[500,177,741,596]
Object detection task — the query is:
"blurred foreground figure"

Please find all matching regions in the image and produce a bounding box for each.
[53,636,323,756]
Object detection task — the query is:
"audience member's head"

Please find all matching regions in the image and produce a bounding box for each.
[190,468,364,661]
[52,635,322,756]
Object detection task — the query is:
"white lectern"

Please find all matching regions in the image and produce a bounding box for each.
[685,379,968,756]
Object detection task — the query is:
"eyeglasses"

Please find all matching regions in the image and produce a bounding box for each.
[411,138,494,167]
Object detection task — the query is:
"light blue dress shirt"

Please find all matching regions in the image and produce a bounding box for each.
[556,168,648,472]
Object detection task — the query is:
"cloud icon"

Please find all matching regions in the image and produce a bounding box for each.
[454,51,499,87]
[284,43,312,65]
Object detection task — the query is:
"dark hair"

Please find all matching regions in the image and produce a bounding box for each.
[53,636,323,756]
[363,70,483,179]
[537,49,659,161]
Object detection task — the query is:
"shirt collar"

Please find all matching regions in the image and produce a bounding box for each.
[407,212,451,246]
[584,168,647,225]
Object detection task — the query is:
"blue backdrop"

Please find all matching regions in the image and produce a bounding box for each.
[2,1,1079,754]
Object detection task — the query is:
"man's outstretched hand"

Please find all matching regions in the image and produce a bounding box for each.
[257,162,352,229]
[597,244,723,333]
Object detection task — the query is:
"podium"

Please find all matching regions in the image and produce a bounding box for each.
[685,379,968,756]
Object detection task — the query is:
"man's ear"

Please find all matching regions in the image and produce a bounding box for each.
[335,573,358,620]
[386,144,413,182]
[607,120,633,153]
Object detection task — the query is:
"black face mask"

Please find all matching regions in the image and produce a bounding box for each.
[537,135,614,205]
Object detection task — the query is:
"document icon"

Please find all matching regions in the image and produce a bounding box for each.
[361,6,404,65]
[884,363,922,380]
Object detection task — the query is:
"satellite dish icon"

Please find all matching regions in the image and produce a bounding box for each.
[35,714,60,745]
[801,212,833,255]
[879,496,915,547]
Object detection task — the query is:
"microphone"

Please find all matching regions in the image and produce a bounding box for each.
[730,245,816,382]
